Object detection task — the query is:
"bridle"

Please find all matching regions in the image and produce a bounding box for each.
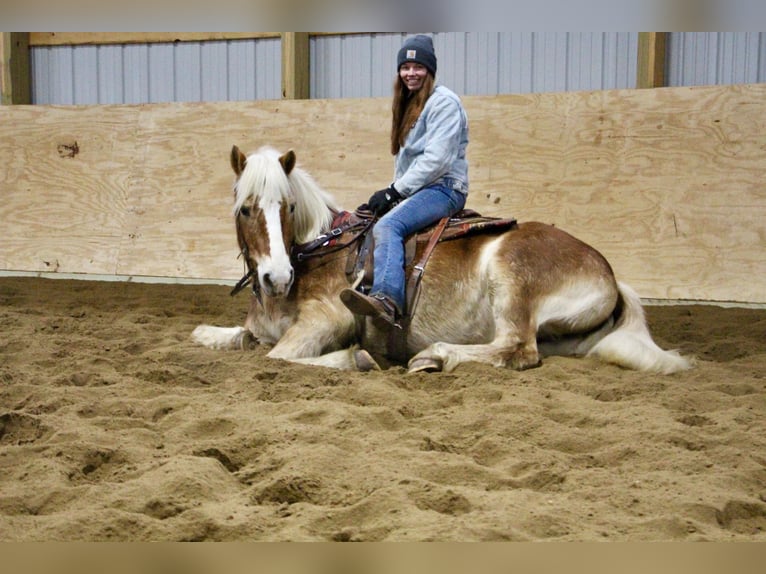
[230,208,374,302]
[230,244,261,303]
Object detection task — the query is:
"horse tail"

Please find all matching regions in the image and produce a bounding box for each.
[586,282,693,374]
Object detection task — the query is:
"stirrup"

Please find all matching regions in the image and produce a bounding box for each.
[340,289,399,328]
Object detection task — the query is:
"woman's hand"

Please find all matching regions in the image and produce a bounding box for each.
[368,185,402,216]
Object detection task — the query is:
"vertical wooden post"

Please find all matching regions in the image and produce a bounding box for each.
[0,33,31,104]
[281,33,310,99]
[637,32,668,89]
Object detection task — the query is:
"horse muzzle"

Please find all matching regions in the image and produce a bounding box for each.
[259,267,294,298]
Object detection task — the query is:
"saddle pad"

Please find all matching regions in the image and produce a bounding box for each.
[416,210,517,243]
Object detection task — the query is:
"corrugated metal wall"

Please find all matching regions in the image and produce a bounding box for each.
[311,32,638,98]
[31,38,281,104]
[667,32,766,86]
[29,32,766,105]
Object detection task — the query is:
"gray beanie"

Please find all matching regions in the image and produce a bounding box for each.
[397,34,437,77]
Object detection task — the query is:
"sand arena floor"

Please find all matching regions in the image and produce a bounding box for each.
[1,277,764,541]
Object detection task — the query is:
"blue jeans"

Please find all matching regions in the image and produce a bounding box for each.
[370,183,467,313]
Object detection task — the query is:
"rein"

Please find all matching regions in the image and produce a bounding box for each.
[292,211,374,262]
[230,266,256,297]
[230,246,262,305]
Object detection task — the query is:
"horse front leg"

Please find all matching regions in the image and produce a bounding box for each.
[191,294,264,350]
[191,325,257,350]
[266,305,380,372]
[279,347,380,371]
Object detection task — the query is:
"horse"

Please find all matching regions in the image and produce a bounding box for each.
[192,145,692,375]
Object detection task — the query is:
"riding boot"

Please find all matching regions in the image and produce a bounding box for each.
[340,289,400,328]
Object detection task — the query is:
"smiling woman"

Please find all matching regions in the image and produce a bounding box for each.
[399,62,429,92]
[340,34,471,328]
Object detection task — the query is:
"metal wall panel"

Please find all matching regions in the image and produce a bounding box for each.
[29,33,766,105]
[123,45,148,104]
[667,32,766,86]
[310,33,405,99]
[30,38,281,105]
[310,32,639,98]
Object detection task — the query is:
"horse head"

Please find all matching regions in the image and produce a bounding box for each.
[231,145,297,298]
[229,145,340,299]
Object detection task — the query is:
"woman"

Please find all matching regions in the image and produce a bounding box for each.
[340,34,469,327]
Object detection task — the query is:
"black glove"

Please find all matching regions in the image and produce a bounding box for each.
[367,185,402,216]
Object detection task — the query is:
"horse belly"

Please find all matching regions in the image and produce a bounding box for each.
[409,294,496,349]
[535,277,618,337]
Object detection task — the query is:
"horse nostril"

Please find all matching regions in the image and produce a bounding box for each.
[263,273,273,289]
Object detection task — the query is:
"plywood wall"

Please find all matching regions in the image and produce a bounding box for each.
[1,84,764,303]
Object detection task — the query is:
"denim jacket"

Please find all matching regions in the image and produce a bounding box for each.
[392,85,469,197]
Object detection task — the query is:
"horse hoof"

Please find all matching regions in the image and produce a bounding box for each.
[354,349,381,372]
[238,331,257,351]
[408,357,443,373]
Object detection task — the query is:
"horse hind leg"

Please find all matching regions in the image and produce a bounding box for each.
[537,315,615,358]
[408,327,541,374]
[408,294,542,373]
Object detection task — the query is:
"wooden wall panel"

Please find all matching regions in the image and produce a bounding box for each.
[0,105,140,275]
[1,33,31,104]
[29,33,275,46]
[114,98,390,280]
[464,85,766,302]
[1,84,764,303]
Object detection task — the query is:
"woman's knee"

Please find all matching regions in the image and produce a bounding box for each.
[373,217,406,242]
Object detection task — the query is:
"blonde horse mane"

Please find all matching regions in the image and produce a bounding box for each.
[233,146,340,244]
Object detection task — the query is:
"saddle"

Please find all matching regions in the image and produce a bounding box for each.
[294,209,517,298]
[293,207,517,359]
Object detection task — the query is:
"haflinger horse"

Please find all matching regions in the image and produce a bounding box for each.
[192,145,692,375]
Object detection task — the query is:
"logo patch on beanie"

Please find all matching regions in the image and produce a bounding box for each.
[406,49,417,59]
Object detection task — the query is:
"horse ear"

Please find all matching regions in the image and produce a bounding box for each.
[279,149,296,175]
[230,145,247,175]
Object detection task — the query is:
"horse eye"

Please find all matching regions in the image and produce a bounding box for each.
[289,203,296,214]
[240,206,251,217]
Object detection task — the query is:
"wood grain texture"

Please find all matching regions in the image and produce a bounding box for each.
[1,84,764,302]
[637,32,667,89]
[28,33,277,46]
[463,85,766,302]
[114,98,390,280]
[0,105,140,275]
[0,33,31,105]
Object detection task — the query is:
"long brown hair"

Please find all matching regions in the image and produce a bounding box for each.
[390,73,435,155]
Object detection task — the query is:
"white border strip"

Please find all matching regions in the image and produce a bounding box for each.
[0,270,236,286]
